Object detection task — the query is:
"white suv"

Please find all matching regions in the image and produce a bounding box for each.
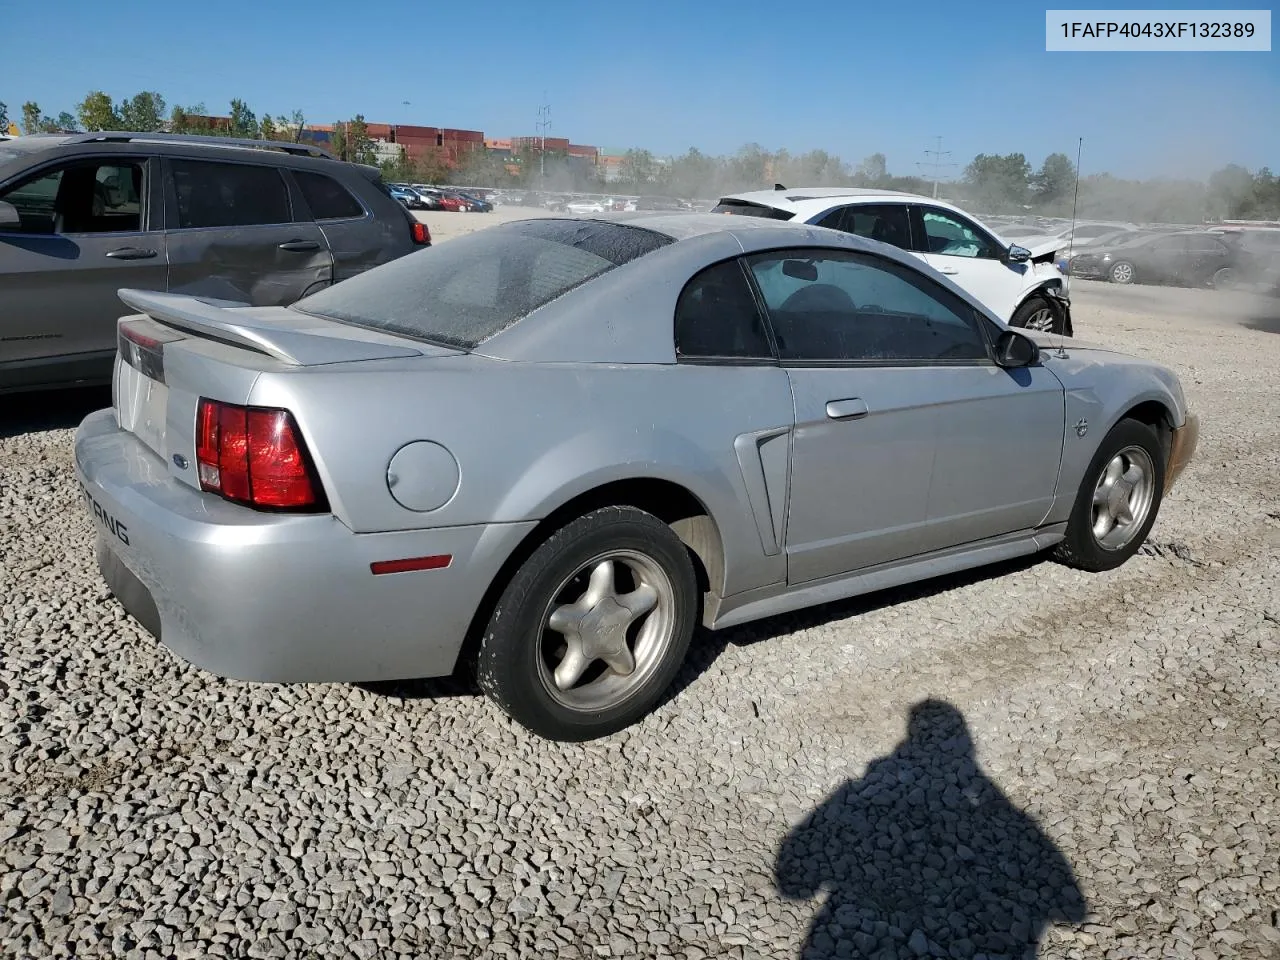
[713,187,1073,335]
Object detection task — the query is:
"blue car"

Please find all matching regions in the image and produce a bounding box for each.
[387,185,425,209]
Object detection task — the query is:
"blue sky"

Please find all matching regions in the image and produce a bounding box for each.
[3,0,1275,180]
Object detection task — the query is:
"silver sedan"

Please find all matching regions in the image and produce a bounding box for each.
[75,214,1199,740]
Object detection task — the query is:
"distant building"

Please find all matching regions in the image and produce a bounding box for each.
[170,113,603,177]
[598,152,626,183]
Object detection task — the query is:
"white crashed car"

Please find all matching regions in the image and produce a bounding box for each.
[714,187,1074,335]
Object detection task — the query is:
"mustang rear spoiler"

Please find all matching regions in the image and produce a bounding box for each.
[115,289,437,366]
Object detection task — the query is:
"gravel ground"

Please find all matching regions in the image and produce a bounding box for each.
[2,283,1279,960]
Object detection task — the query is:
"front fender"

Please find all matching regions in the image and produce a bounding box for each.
[1041,349,1188,523]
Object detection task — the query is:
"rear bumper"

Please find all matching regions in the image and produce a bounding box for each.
[1166,412,1200,492]
[74,409,536,683]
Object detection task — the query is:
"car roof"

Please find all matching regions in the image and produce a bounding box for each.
[717,185,979,221]
[0,131,366,176]
[598,211,810,241]
[478,214,1003,364]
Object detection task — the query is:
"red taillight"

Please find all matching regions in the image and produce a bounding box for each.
[120,324,165,352]
[195,399,325,511]
[411,221,430,244]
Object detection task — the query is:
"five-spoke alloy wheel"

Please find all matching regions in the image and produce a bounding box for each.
[476,506,698,741]
[1055,418,1166,571]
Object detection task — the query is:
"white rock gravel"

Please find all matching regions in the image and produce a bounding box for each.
[2,288,1279,959]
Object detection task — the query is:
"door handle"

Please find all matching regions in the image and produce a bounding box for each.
[826,398,869,421]
[278,240,321,252]
[105,247,157,260]
[937,267,960,275]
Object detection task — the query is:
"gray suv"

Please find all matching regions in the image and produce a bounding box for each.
[0,132,430,393]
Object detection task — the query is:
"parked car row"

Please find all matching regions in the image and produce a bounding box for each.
[386,182,493,213]
[985,212,1280,293]
[0,132,429,393]
[487,190,695,214]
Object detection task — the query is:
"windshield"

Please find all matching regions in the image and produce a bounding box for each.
[293,218,673,349]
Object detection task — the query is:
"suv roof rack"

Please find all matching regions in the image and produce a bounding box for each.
[64,131,337,160]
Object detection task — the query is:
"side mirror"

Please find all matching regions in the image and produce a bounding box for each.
[1006,244,1031,263]
[993,329,1040,368]
[0,201,20,231]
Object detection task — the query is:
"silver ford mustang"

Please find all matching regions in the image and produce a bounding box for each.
[75,214,1199,740]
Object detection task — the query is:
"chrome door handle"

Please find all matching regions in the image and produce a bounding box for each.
[105,247,157,260]
[826,398,869,420]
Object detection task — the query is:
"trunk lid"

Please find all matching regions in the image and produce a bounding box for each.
[111,289,460,489]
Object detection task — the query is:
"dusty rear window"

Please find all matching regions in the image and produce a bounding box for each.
[710,200,795,220]
[293,219,673,349]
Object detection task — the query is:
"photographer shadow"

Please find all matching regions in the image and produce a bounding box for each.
[775,699,1086,959]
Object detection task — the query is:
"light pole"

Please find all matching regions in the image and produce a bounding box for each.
[536,95,551,184]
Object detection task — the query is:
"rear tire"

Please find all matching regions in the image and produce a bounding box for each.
[1053,418,1166,572]
[475,506,698,741]
[1212,267,1237,290]
[1009,295,1064,334]
[1109,260,1136,284]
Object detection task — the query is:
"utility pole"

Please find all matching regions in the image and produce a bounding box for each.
[535,94,551,182]
[916,135,957,199]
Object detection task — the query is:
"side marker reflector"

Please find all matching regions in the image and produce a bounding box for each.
[370,554,453,575]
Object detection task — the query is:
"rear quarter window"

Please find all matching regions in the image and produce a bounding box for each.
[295,171,365,220]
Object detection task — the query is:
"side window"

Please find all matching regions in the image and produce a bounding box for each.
[746,249,988,364]
[675,260,773,361]
[918,208,997,259]
[1186,236,1227,253]
[294,171,365,220]
[831,204,913,252]
[1074,225,1113,240]
[814,207,846,231]
[170,159,291,229]
[0,161,143,235]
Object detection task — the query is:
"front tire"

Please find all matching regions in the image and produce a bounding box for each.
[475,506,698,741]
[1109,260,1136,284]
[1212,267,1237,290]
[1053,418,1166,572]
[1009,295,1064,334]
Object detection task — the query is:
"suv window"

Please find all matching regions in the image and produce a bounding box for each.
[1185,235,1228,253]
[170,159,291,229]
[0,160,144,235]
[1073,224,1118,240]
[917,208,997,259]
[816,203,913,251]
[675,260,773,361]
[295,171,365,220]
[746,249,987,363]
[294,219,673,349]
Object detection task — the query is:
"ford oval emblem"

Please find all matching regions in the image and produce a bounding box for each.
[173,453,189,470]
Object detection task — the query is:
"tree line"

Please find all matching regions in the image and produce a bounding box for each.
[5,92,1277,224]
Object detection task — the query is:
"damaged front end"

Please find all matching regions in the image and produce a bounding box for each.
[1041,284,1074,337]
